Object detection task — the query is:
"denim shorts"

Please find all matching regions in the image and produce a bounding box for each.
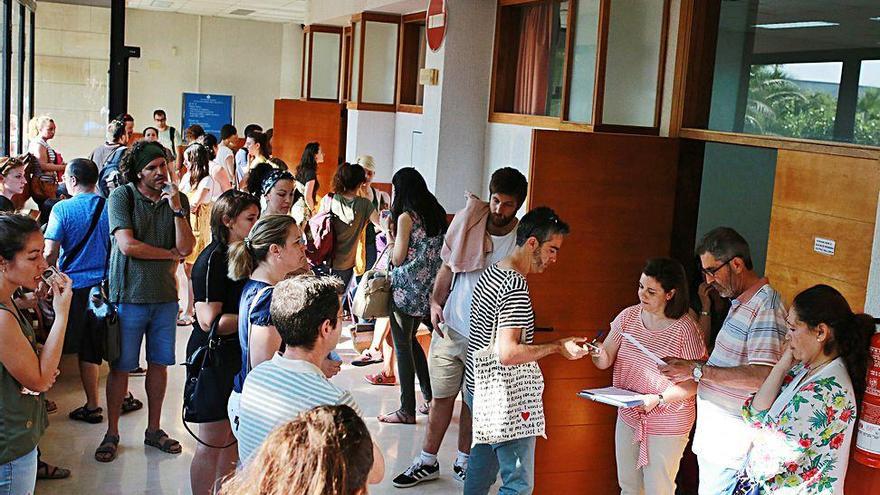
[113,302,178,371]
[0,447,37,495]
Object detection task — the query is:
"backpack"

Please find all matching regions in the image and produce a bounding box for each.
[98,145,126,198]
[305,194,336,267]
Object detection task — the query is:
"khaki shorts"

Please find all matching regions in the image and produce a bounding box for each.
[428,326,468,399]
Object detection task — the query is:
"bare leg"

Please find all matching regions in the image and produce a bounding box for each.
[190,420,237,495]
[184,263,195,318]
[145,364,168,431]
[105,369,129,437]
[382,332,396,378]
[368,317,391,352]
[458,400,472,455]
[79,361,100,410]
[423,396,456,454]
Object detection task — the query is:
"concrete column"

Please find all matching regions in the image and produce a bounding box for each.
[421,0,497,211]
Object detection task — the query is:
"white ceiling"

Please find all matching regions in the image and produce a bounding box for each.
[124,0,310,24]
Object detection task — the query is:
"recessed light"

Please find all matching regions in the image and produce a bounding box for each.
[151,0,172,8]
[754,21,839,29]
[229,9,256,16]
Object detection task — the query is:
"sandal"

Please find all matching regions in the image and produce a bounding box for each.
[36,460,71,480]
[378,409,416,424]
[121,392,143,414]
[418,401,431,415]
[365,371,396,386]
[144,428,182,454]
[352,349,383,367]
[129,366,147,376]
[69,405,104,424]
[45,399,57,414]
[176,315,194,326]
[95,433,119,463]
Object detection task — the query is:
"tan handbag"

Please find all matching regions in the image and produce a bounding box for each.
[351,246,391,319]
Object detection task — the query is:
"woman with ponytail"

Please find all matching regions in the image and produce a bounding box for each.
[225,215,314,436]
[738,284,875,494]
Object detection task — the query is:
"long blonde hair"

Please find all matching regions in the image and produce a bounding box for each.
[28,115,53,140]
[227,214,297,281]
[218,405,373,495]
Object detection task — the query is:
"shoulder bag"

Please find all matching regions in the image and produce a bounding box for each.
[351,245,392,319]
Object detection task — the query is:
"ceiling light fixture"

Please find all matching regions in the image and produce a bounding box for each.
[151,0,173,8]
[229,9,256,16]
[754,21,839,29]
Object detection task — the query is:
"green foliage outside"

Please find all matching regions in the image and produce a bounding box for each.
[745,64,880,146]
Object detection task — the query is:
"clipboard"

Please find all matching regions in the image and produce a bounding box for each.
[577,386,645,408]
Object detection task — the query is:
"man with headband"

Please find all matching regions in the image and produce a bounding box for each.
[95,140,195,463]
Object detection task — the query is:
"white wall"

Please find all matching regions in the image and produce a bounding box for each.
[483,123,540,198]
[392,112,423,173]
[34,2,110,159]
[866,191,880,316]
[345,110,397,182]
[280,23,304,99]
[126,10,285,133]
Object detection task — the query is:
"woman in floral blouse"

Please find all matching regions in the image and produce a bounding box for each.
[739,284,875,494]
[378,167,448,424]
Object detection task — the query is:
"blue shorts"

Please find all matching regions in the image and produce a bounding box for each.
[113,302,178,371]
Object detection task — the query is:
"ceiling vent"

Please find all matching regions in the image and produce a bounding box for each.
[229,9,256,16]
[150,0,173,7]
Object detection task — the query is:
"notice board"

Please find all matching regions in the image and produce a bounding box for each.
[181,92,234,136]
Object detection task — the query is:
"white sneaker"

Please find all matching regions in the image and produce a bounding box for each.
[453,462,467,483]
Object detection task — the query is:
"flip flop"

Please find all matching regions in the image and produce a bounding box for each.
[352,349,383,367]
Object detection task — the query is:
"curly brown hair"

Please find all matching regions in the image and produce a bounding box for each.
[218,405,374,495]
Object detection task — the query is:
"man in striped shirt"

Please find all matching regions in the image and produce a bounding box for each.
[661,227,786,495]
[463,207,590,495]
[236,275,385,484]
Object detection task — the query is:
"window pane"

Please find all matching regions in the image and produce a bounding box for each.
[566,0,600,123]
[310,32,340,100]
[303,34,310,97]
[351,22,361,102]
[706,0,880,145]
[601,0,665,127]
[9,4,21,155]
[856,60,880,146]
[417,24,426,106]
[745,63,841,141]
[362,21,398,105]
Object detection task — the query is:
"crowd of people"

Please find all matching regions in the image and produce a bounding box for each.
[0,110,876,495]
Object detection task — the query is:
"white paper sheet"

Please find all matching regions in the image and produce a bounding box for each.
[621,332,667,366]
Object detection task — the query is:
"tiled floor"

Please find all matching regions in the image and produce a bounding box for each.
[35,325,467,494]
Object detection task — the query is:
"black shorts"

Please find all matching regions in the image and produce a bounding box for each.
[63,286,103,365]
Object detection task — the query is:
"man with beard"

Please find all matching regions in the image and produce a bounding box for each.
[463,207,588,495]
[392,167,528,488]
[660,227,786,495]
[94,140,195,463]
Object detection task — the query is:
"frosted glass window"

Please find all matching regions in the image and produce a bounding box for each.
[303,35,310,98]
[310,32,340,100]
[362,21,398,104]
[351,22,361,102]
[601,0,664,127]
[566,0,601,123]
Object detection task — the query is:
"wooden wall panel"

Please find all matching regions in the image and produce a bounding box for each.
[527,130,682,494]
[272,99,345,199]
[765,150,880,311]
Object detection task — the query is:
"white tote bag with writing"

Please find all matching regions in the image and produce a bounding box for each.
[471,326,546,445]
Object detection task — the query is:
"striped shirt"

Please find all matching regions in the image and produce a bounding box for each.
[236,354,362,465]
[610,305,706,467]
[692,280,787,465]
[464,263,535,395]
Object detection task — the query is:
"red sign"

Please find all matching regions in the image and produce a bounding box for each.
[426,0,447,52]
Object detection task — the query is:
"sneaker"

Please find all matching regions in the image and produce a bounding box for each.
[453,463,467,483]
[392,460,440,488]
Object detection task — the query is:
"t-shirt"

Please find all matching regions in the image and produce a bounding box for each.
[157,127,178,159]
[107,183,190,304]
[237,354,362,464]
[328,195,376,270]
[89,142,125,171]
[0,196,14,212]
[294,168,318,204]
[180,173,216,205]
[443,229,517,338]
[44,193,109,289]
[610,305,706,440]
[464,263,535,395]
[235,148,249,183]
[216,144,236,188]
[692,281,786,466]
[192,241,244,317]
[233,279,274,393]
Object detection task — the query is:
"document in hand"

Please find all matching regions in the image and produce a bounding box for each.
[577,386,645,408]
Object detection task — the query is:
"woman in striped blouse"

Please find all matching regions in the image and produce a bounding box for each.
[590,257,707,495]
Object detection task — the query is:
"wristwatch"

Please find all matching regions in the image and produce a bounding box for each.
[172,208,186,218]
[657,393,666,405]
[692,362,704,383]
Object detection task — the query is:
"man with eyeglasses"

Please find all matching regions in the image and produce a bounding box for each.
[660,227,786,495]
[153,109,178,161]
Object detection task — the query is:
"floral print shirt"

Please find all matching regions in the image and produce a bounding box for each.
[742,358,857,494]
[390,213,444,317]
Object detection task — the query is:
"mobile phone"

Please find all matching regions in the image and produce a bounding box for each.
[41,266,61,286]
[582,341,600,353]
[161,183,173,194]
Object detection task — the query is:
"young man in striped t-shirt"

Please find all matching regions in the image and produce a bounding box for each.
[236,275,385,484]
[463,207,590,495]
[661,227,786,495]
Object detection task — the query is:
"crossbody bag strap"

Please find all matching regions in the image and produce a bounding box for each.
[60,197,106,272]
[245,285,275,373]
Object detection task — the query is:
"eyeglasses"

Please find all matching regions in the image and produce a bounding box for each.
[701,258,732,277]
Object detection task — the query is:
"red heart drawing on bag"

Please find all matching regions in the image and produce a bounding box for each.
[521,411,530,421]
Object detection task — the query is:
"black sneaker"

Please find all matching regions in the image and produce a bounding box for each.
[453,463,466,483]
[392,459,440,488]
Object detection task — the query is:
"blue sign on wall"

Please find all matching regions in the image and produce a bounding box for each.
[181,92,234,137]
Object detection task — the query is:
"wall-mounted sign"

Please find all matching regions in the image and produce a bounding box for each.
[813,237,836,256]
[181,92,234,137]
[426,0,447,52]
